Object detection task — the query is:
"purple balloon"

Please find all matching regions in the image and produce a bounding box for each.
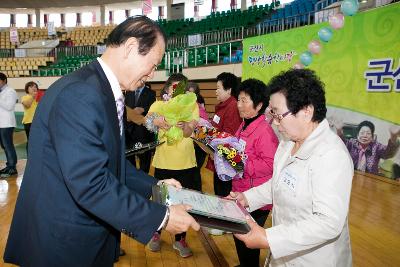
[308,40,322,55]
[329,13,345,29]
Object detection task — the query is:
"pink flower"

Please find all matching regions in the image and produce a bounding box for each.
[162,93,171,102]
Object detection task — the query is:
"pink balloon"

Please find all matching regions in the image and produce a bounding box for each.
[329,13,345,30]
[293,62,304,69]
[308,40,322,55]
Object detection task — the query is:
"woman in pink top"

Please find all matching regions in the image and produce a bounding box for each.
[187,81,208,120]
[233,79,279,267]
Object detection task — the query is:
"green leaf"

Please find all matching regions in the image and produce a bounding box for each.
[172,79,187,98]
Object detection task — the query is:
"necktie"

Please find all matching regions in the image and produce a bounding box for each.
[116,95,125,135]
[134,90,141,106]
[357,148,367,172]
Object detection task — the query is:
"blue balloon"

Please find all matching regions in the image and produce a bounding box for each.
[318,27,333,42]
[300,51,313,66]
[341,0,359,16]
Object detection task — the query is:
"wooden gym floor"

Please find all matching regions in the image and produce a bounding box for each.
[0,132,399,266]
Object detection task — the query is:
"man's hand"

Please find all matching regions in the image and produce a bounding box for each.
[133,107,145,115]
[165,204,200,235]
[126,106,145,125]
[159,178,182,189]
[389,125,400,142]
[234,217,269,249]
[226,191,249,207]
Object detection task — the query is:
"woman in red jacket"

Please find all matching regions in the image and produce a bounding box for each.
[206,72,242,235]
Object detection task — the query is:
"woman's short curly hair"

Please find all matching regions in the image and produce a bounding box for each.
[267,69,327,123]
[238,79,270,115]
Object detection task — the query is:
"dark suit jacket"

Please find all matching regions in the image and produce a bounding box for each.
[4,60,166,267]
[124,85,156,148]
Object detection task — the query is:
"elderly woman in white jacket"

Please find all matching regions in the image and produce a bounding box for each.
[230,69,354,267]
[0,72,18,178]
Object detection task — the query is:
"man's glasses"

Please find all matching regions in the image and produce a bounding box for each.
[268,108,291,123]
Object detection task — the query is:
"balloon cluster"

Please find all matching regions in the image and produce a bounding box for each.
[294,0,359,68]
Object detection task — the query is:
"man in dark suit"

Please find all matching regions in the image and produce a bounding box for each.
[4,16,199,267]
[125,82,156,173]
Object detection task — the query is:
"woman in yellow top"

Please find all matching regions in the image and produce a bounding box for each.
[146,73,199,258]
[21,81,38,150]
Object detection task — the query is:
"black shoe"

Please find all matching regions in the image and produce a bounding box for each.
[119,248,126,256]
[0,168,17,178]
[0,167,8,174]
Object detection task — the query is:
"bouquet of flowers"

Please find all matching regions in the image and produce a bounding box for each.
[146,80,198,145]
[193,122,247,181]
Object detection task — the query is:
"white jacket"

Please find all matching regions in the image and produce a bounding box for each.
[244,119,353,267]
[0,84,17,128]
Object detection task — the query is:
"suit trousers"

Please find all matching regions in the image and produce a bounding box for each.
[0,127,17,168]
[233,209,270,267]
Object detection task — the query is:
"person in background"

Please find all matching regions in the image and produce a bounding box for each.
[4,16,199,267]
[187,81,208,120]
[206,72,241,235]
[66,38,73,47]
[231,69,354,267]
[335,120,400,175]
[21,81,39,153]
[0,72,18,178]
[232,79,279,267]
[186,81,208,191]
[147,73,200,258]
[124,82,156,173]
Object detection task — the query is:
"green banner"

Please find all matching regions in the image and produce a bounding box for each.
[242,3,400,124]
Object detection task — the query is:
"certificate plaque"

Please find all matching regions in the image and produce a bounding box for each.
[152,184,251,233]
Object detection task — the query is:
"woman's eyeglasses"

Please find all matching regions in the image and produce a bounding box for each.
[268,108,291,123]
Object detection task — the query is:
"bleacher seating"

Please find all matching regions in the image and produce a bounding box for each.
[164,41,242,71]
[0,28,49,49]
[59,26,114,46]
[0,1,300,76]
[0,56,54,78]
[158,2,280,37]
[262,0,319,31]
[32,54,98,77]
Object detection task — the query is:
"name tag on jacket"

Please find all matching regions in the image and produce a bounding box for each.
[213,114,220,124]
[238,138,246,151]
[281,168,297,191]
